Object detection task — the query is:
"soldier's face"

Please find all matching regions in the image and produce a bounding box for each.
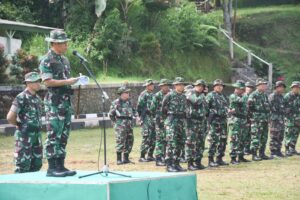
[195,85,204,93]
[147,84,154,92]
[52,42,68,54]
[214,85,223,93]
[276,86,285,94]
[235,88,244,95]
[292,87,300,94]
[257,84,267,92]
[175,84,184,93]
[121,92,129,100]
[245,87,253,94]
[160,85,169,94]
[28,81,41,92]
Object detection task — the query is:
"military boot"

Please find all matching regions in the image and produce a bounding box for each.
[194,159,205,170]
[117,152,123,165]
[216,156,229,166]
[187,160,198,171]
[166,160,178,172]
[230,157,239,165]
[290,145,300,156]
[147,151,155,162]
[285,146,293,157]
[259,149,270,160]
[139,152,149,162]
[238,155,251,163]
[208,156,219,167]
[46,158,66,177]
[276,150,285,158]
[156,157,166,166]
[123,153,131,164]
[252,150,262,161]
[174,161,187,172]
[57,157,76,176]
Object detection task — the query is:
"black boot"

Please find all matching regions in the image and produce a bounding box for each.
[174,161,187,172]
[166,160,178,172]
[285,146,293,157]
[46,158,66,177]
[238,155,251,163]
[252,149,262,161]
[194,159,205,170]
[270,151,280,159]
[156,157,166,166]
[139,152,149,162]
[147,151,155,162]
[57,157,76,176]
[208,156,219,167]
[123,153,131,164]
[117,152,123,165]
[216,156,229,166]
[276,150,285,158]
[290,145,300,156]
[230,157,239,165]
[187,160,198,171]
[259,149,270,160]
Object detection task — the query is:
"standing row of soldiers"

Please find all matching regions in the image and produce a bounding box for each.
[109,77,300,172]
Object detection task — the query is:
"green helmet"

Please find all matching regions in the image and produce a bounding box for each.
[143,79,154,86]
[46,29,71,43]
[290,81,300,88]
[117,86,131,95]
[23,72,41,83]
[158,79,171,86]
[173,77,186,85]
[274,81,286,89]
[232,80,245,89]
[213,79,225,87]
[255,78,268,86]
[193,79,206,86]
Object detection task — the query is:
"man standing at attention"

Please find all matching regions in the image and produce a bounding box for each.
[39,29,78,177]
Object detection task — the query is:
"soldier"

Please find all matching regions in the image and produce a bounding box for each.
[284,81,300,156]
[185,79,208,170]
[39,29,78,177]
[162,77,187,172]
[137,79,156,162]
[228,80,250,164]
[206,79,229,167]
[269,81,286,159]
[109,86,135,165]
[247,78,270,161]
[243,82,255,155]
[150,79,171,166]
[7,72,43,173]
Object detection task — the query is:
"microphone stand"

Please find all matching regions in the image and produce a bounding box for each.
[77,59,131,178]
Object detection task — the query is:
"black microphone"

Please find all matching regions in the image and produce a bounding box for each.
[72,50,88,62]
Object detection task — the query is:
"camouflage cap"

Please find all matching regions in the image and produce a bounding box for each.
[193,79,207,86]
[45,29,71,43]
[245,81,255,88]
[232,80,245,89]
[213,79,225,87]
[158,79,171,86]
[117,86,131,95]
[290,81,300,88]
[274,81,286,89]
[255,78,268,86]
[143,79,154,86]
[184,85,193,92]
[173,77,186,85]
[23,72,41,83]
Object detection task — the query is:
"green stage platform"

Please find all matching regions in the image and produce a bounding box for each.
[0,171,198,200]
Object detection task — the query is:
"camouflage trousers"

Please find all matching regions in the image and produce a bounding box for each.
[207,121,228,158]
[154,118,166,158]
[250,120,268,152]
[140,115,156,155]
[269,119,285,153]
[228,117,247,158]
[114,119,134,154]
[284,124,300,150]
[165,117,185,163]
[244,119,251,152]
[44,99,72,159]
[185,118,206,162]
[14,129,43,173]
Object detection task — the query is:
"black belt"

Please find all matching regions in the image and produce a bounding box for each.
[116,116,132,120]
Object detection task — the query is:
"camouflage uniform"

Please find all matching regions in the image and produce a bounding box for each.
[228,81,249,163]
[185,80,208,170]
[247,79,270,160]
[162,77,187,172]
[109,86,135,164]
[284,81,300,155]
[269,81,286,157]
[137,79,155,160]
[206,80,229,165]
[9,73,43,173]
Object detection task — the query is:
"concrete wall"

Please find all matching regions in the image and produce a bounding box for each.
[0,83,235,119]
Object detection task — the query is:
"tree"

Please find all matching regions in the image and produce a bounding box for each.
[0,44,9,84]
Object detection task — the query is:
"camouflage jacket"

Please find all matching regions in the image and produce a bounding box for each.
[247,90,270,122]
[109,98,135,124]
[137,90,154,120]
[229,92,247,119]
[10,90,42,133]
[39,50,72,105]
[284,91,300,126]
[150,90,169,119]
[186,89,208,119]
[206,91,228,119]
[269,92,285,121]
[161,90,187,118]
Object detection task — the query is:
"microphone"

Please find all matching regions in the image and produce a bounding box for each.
[72,50,88,62]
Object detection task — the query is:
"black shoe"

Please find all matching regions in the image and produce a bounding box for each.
[187,161,198,171]
[175,163,187,172]
[122,153,132,164]
[194,160,206,170]
[244,150,251,155]
[216,157,229,166]
[179,157,187,163]
[260,154,270,160]
[139,153,149,162]
[147,156,155,162]
[252,155,262,161]
[117,153,123,165]
[238,155,251,163]
[270,154,280,159]
[56,158,76,176]
[277,151,285,158]
[208,156,219,167]
[290,149,300,156]
[46,158,66,177]
[230,157,239,165]
[156,157,166,166]
[285,150,293,157]
[166,164,179,172]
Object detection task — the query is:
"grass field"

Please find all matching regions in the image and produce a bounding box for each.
[0,127,299,199]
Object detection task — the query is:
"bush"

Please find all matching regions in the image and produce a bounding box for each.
[0,44,9,84]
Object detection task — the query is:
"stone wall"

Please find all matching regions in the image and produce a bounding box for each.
[0,83,234,119]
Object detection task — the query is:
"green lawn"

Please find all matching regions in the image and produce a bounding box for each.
[0,127,299,200]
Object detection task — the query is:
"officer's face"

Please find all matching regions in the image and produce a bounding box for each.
[28,81,41,92]
[120,92,130,100]
[276,86,285,94]
[195,85,204,93]
[175,84,184,93]
[292,86,300,94]
[147,84,154,92]
[257,84,267,92]
[235,88,244,95]
[214,85,223,93]
[52,42,68,54]
[245,87,253,94]
[160,85,169,94]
